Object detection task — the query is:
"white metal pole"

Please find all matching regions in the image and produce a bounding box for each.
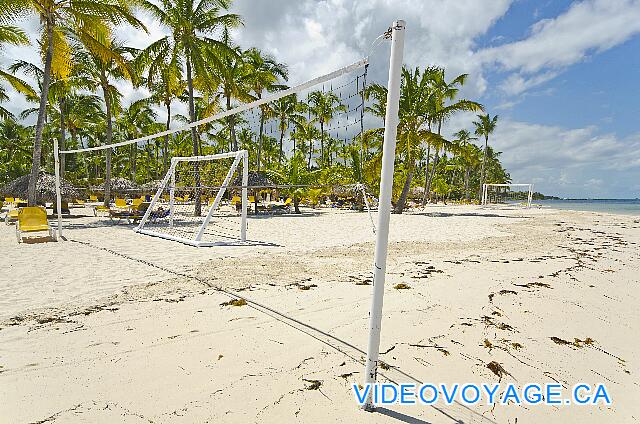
[53,139,63,239]
[169,166,175,227]
[363,19,405,411]
[241,151,248,242]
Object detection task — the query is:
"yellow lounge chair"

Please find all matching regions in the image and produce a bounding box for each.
[248,195,255,203]
[89,195,99,202]
[131,198,143,209]
[16,206,56,242]
[5,197,14,205]
[73,199,85,206]
[94,205,110,216]
[231,196,241,205]
[114,198,128,209]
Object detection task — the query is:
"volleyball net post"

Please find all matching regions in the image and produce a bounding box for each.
[362,19,405,411]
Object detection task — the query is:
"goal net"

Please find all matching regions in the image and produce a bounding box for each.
[482,184,533,208]
[134,151,248,247]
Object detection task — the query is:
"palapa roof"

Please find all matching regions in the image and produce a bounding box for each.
[232,171,275,189]
[141,179,165,192]
[95,177,140,192]
[0,172,81,202]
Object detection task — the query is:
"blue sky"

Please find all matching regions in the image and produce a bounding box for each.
[2,0,640,198]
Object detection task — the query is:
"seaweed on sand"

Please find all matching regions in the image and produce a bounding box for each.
[220,298,247,307]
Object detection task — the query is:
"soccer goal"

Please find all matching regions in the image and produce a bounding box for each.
[134,151,248,247]
[482,183,534,208]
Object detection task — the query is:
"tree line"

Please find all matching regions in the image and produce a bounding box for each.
[0,0,509,214]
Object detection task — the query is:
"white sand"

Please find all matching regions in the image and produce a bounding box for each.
[0,205,639,423]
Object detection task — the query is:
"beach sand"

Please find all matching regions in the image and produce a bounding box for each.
[0,205,638,423]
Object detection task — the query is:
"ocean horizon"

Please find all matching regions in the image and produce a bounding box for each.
[538,198,640,216]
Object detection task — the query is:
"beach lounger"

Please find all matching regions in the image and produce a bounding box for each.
[114,198,129,209]
[131,198,144,209]
[88,195,99,203]
[269,197,293,214]
[94,205,110,216]
[16,206,56,243]
[53,201,71,215]
[109,202,149,224]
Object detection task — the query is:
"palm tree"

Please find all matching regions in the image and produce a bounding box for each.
[292,119,320,169]
[64,93,104,182]
[139,0,241,216]
[474,113,499,199]
[210,29,250,152]
[2,0,145,205]
[452,129,479,201]
[0,117,33,184]
[243,47,288,171]
[137,46,185,174]
[271,95,305,163]
[423,68,483,204]
[116,98,157,181]
[0,24,32,119]
[308,90,346,168]
[267,152,317,214]
[76,41,137,206]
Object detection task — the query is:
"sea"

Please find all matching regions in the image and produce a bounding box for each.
[537,199,640,216]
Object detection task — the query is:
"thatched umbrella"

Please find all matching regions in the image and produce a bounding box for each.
[141,179,165,192]
[232,171,275,189]
[0,172,81,203]
[95,177,140,195]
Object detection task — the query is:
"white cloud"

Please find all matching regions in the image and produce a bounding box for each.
[480,0,640,73]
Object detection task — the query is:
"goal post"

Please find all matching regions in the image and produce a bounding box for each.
[482,183,534,208]
[134,150,248,247]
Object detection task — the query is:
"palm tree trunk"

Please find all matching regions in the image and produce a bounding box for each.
[293,195,301,214]
[292,130,296,157]
[226,94,237,151]
[394,164,414,214]
[319,121,325,168]
[130,143,136,181]
[256,102,265,171]
[479,135,488,200]
[464,166,471,202]
[58,97,66,180]
[164,102,170,174]
[101,76,113,207]
[421,144,431,205]
[28,20,54,206]
[426,149,440,200]
[308,138,313,169]
[278,123,285,164]
[186,57,201,217]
